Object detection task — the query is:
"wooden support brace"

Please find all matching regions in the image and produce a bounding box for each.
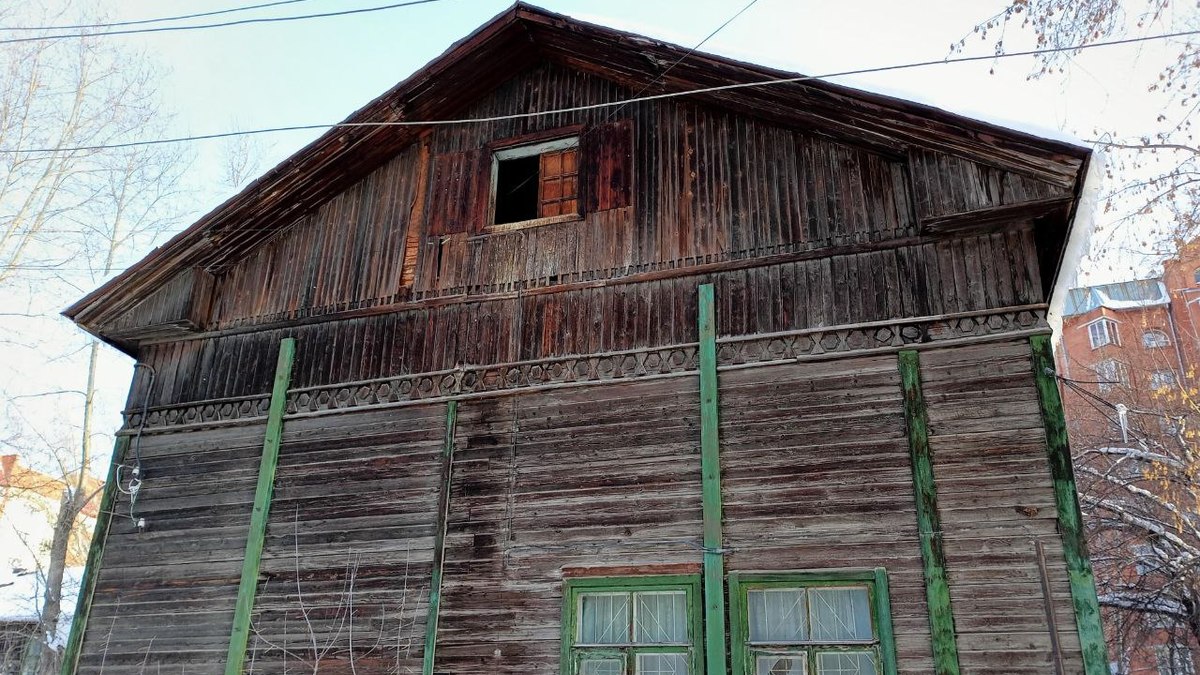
[697,283,726,675]
[1030,335,1110,675]
[423,399,458,675]
[60,435,130,675]
[224,337,296,675]
[897,350,961,675]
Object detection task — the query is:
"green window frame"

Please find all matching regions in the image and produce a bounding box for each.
[729,569,898,675]
[561,574,704,675]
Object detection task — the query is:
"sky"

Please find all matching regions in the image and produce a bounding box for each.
[0,0,1187,477]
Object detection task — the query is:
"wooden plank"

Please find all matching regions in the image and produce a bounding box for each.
[60,436,130,675]
[897,350,961,675]
[223,337,296,675]
[697,283,727,675]
[423,399,458,675]
[1029,335,1109,675]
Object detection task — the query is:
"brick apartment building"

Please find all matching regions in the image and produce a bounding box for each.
[1057,240,1200,675]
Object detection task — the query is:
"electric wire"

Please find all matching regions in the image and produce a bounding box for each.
[0,0,318,32]
[0,0,448,46]
[3,26,1198,156]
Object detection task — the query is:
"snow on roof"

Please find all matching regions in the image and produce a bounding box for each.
[0,567,82,648]
[1062,279,1169,317]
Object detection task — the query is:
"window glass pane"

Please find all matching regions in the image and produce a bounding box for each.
[815,652,877,675]
[757,654,807,675]
[634,591,688,644]
[748,589,807,643]
[580,593,630,644]
[636,653,688,675]
[581,659,626,675]
[808,588,872,642]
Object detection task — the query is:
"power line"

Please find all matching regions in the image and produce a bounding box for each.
[601,0,760,125]
[0,0,448,46]
[0,0,318,32]
[3,26,1199,156]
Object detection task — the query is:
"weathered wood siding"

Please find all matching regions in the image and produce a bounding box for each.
[436,378,703,673]
[185,61,1065,336]
[922,340,1083,674]
[79,424,267,674]
[246,405,443,674]
[132,226,1042,409]
[719,356,935,673]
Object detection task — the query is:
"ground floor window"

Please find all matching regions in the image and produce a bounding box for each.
[728,569,897,675]
[561,575,703,675]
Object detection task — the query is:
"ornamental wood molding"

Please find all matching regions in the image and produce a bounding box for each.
[120,305,1049,433]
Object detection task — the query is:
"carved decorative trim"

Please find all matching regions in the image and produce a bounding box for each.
[124,394,271,432]
[122,306,1047,432]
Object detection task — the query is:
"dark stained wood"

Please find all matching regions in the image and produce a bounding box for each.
[64,4,1087,341]
[64,8,1097,675]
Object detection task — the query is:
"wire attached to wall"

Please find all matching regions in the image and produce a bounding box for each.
[115,363,155,531]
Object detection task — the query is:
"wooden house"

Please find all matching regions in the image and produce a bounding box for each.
[62,5,1105,675]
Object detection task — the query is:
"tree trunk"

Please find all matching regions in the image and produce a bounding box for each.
[20,492,84,675]
[21,340,100,675]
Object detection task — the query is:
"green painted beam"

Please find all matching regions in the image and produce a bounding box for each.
[897,350,961,675]
[423,399,458,675]
[1030,335,1110,675]
[697,283,727,675]
[60,435,129,675]
[873,567,900,675]
[224,337,296,675]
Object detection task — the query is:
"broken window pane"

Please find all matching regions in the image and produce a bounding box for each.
[748,589,807,643]
[756,654,808,675]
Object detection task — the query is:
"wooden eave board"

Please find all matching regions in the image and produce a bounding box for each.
[64,1,1089,339]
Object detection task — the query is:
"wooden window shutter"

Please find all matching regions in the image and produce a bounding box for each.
[583,118,633,212]
[428,147,490,235]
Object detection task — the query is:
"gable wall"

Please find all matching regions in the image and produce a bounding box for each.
[199,61,1069,334]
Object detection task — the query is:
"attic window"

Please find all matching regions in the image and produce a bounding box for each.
[492,137,579,226]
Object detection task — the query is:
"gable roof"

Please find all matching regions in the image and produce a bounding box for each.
[65,2,1091,340]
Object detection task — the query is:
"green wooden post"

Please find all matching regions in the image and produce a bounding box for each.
[59,435,129,675]
[423,399,458,675]
[873,567,900,675]
[1030,335,1109,675]
[224,337,296,675]
[697,283,727,675]
[897,350,961,675]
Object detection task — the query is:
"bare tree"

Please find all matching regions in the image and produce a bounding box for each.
[958,0,1197,264]
[0,5,188,674]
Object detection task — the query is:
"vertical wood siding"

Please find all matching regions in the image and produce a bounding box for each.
[920,340,1083,675]
[76,424,268,675]
[209,145,424,329]
[188,61,1064,333]
[719,356,936,674]
[133,227,1041,409]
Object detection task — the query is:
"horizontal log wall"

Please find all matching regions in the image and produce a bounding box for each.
[79,337,1085,675]
[719,355,934,673]
[246,405,445,674]
[921,340,1082,674]
[190,61,1066,334]
[132,228,1042,409]
[77,424,267,675]
[436,378,704,673]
